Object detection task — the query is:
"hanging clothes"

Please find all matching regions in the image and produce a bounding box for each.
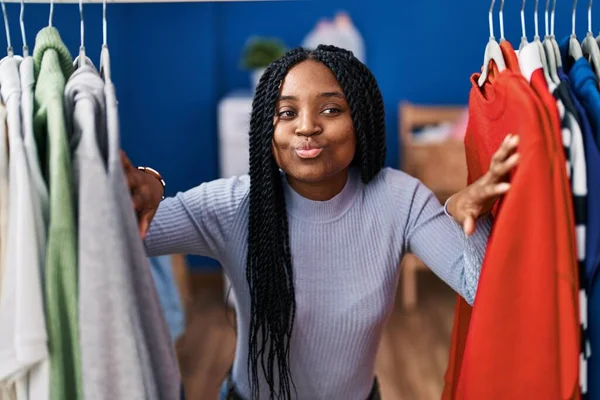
[0,68,11,400]
[19,52,51,400]
[0,98,6,301]
[32,27,82,400]
[553,59,591,398]
[518,42,583,398]
[0,51,48,400]
[0,8,181,400]
[560,39,600,283]
[444,38,581,399]
[66,56,152,400]
[103,51,181,399]
[559,38,600,400]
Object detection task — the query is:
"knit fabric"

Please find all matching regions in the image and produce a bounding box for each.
[20,54,51,400]
[145,167,491,400]
[32,27,82,400]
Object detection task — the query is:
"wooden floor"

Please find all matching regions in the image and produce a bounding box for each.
[175,269,456,400]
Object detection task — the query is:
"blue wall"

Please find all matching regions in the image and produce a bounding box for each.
[0,0,595,266]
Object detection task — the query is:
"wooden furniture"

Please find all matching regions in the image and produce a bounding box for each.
[398,101,468,311]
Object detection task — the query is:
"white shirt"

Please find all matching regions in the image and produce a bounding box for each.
[0,55,48,399]
[22,55,51,400]
[0,93,6,301]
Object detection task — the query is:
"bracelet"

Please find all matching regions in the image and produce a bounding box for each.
[137,166,166,200]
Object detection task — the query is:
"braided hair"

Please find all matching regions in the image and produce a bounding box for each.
[246,44,386,399]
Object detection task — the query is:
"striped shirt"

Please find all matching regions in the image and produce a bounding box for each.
[554,79,590,395]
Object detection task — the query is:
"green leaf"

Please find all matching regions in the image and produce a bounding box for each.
[240,37,288,69]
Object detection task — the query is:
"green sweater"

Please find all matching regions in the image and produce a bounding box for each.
[33,27,81,400]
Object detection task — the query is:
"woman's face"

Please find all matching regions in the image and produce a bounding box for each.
[272,60,356,184]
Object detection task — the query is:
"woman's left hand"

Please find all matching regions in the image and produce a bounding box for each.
[447,133,520,236]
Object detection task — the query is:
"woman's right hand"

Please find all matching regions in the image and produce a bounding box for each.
[121,150,164,239]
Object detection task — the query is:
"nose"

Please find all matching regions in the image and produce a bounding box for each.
[295,112,322,137]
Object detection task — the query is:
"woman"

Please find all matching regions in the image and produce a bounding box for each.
[123,45,519,400]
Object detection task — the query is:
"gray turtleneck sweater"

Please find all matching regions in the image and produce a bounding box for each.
[144,167,491,400]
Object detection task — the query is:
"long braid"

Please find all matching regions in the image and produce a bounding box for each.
[246,44,386,400]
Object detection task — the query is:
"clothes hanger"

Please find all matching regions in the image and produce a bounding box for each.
[499,0,506,42]
[20,0,28,57]
[1,0,13,57]
[99,0,112,83]
[533,0,553,84]
[498,0,519,64]
[73,0,86,68]
[581,0,600,77]
[550,0,564,69]
[478,0,507,86]
[570,0,584,59]
[596,3,600,48]
[543,0,561,83]
[520,0,529,51]
[48,0,53,27]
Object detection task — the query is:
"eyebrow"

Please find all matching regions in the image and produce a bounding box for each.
[278,91,345,101]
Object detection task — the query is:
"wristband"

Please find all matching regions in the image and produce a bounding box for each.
[137,166,166,200]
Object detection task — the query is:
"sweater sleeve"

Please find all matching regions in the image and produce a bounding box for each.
[403,180,492,305]
[144,175,250,260]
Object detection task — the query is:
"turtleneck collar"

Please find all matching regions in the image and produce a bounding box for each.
[33,27,74,80]
[282,168,362,223]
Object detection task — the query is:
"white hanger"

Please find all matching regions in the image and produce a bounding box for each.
[74,0,86,67]
[499,0,506,41]
[48,0,53,27]
[581,0,600,77]
[520,0,529,50]
[19,0,27,57]
[551,0,564,68]
[478,0,507,86]
[543,0,561,83]
[1,0,13,57]
[533,0,553,84]
[100,0,112,82]
[570,0,584,59]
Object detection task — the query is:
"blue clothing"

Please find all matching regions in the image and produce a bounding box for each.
[558,66,600,284]
[560,38,600,149]
[559,39,600,284]
[149,256,185,343]
[560,39,600,399]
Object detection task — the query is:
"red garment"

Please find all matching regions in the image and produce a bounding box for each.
[443,54,519,400]
[443,41,580,399]
[505,42,581,399]
[529,62,581,400]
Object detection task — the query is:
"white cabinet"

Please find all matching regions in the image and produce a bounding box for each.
[218,91,253,308]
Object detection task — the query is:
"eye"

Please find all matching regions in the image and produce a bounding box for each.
[322,107,342,115]
[277,110,296,119]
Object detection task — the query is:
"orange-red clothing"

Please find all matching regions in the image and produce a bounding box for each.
[443,41,580,399]
[521,46,581,400]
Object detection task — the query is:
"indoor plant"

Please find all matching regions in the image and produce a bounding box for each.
[241,37,287,90]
